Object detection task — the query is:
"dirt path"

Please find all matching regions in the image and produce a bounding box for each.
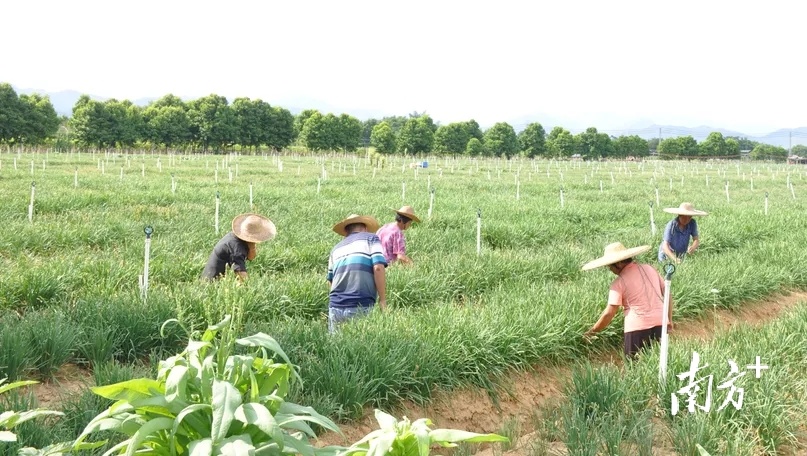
[316,290,807,449]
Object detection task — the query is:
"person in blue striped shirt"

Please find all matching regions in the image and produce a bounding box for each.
[327,214,388,332]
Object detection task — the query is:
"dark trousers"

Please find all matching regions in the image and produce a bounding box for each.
[623,325,663,358]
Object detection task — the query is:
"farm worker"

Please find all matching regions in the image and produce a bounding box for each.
[201,213,276,281]
[658,202,708,263]
[582,242,673,358]
[376,205,421,265]
[327,214,388,333]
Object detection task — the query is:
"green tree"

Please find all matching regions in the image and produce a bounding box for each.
[370,121,396,154]
[750,143,788,161]
[725,136,758,151]
[397,115,435,155]
[699,132,727,158]
[612,135,649,158]
[433,122,471,156]
[464,119,484,142]
[725,137,740,157]
[294,109,319,138]
[576,127,613,158]
[518,122,547,158]
[144,105,191,150]
[647,137,660,151]
[658,136,698,159]
[361,119,379,147]
[337,113,363,152]
[547,126,576,157]
[791,144,807,156]
[466,137,484,157]
[70,96,115,149]
[187,94,237,151]
[300,111,329,151]
[231,97,263,151]
[483,122,518,158]
[18,93,60,144]
[266,106,295,151]
[151,94,186,109]
[0,83,24,143]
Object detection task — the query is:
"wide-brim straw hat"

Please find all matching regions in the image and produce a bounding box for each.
[332,214,380,236]
[663,202,708,216]
[232,213,277,243]
[393,205,421,223]
[582,242,651,271]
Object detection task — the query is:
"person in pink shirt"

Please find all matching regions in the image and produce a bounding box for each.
[581,242,674,358]
[376,206,421,265]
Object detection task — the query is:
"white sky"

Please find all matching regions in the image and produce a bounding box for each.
[2,0,805,134]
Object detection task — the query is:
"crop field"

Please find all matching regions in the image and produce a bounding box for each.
[1,149,807,454]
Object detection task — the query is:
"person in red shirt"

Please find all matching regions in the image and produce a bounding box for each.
[582,242,674,358]
[376,206,420,265]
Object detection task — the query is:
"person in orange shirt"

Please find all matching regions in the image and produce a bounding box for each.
[582,242,673,358]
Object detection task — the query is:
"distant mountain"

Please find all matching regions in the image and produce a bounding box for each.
[11,85,807,149]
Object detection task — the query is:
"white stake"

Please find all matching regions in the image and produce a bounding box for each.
[14,157,17,170]
[751,177,754,191]
[725,181,730,202]
[317,177,321,195]
[171,174,176,194]
[141,226,153,301]
[649,202,657,236]
[101,160,105,175]
[655,187,660,207]
[765,192,769,215]
[791,183,796,200]
[659,264,675,383]
[31,160,34,175]
[28,181,35,223]
[560,187,565,208]
[428,188,435,219]
[120,167,123,180]
[74,168,78,188]
[372,167,377,179]
[516,177,520,201]
[476,209,482,256]
[706,174,709,187]
[215,192,220,234]
[600,180,603,193]
[235,163,239,178]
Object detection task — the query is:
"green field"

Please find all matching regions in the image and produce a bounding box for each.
[1,149,806,454]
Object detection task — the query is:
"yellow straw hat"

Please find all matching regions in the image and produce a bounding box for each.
[582,242,651,271]
[231,213,277,243]
[332,214,380,236]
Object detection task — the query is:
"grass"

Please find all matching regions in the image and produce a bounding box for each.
[1,150,807,449]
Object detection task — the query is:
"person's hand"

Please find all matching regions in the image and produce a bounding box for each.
[667,321,674,332]
[378,300,387,311]
[583,331,596,344]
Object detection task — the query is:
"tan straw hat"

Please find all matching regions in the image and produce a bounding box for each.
[394,205,421,223]
[582,242,651,271]
[663,202,708,216]
[232,213,277,243]
[332,214,380,236]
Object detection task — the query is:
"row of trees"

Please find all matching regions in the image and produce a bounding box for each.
[657,132,805,161]
[0,83,61,144]
[2,82,803,161]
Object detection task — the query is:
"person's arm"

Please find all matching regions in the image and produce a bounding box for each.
[373,264,387,310]
[396,253,414,265]
[687,236,700,255]
[661,241,679,263]
[236,270,248,281]
[585,304,619,336]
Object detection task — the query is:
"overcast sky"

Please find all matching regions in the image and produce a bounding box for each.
[3,0,804,134]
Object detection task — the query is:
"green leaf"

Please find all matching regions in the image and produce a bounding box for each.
[366,430,396,456]
[211,379,242,445]
[696,444,712,456]
[0,380,38,394]
[277,402,341,434]
[0,430,16,442]
[219,434,255,456]
[373,409,398,431]
[124,417,174,456]
[173,403,212,438]
[165,365,190,404]
[92,378,164,401]
[188,438,213,456]
[428,429,509,444]
[234,403,283,443]
[282,433,315,456]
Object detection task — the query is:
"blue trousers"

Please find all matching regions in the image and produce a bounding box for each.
[328,306,371,333]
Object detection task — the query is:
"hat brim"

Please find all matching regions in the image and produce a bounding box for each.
[582,245,651,271]
[232,214,277,243]
[663,208,708,216]
[393,208,421,223]
[332,216,380,236]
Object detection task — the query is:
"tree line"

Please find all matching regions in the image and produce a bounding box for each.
[1,82,801,161]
